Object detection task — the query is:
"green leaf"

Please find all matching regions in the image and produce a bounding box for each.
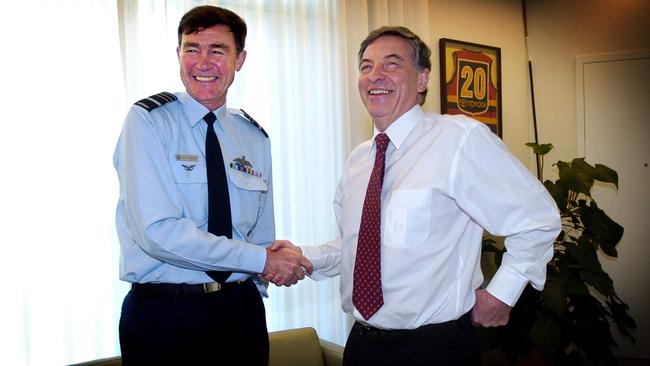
[555,160,570,176]
[530,317,562,359]
[526,142,554,156]
[582,270,614,296]
[565,236,614,295]
[607,296,637,341]
[557,351,582,365]
[567,236,600,272]
[481,237,498,249]
[594,163,619,189]
[544,180,568,212]
[551,251,566,272]
[542,278,568,316]
[579,200,623,257]
[559,158,597,196]
[481,145,635,363]
[494,250,504,267]
[566,274,589,295]
[561,253,590,296]
[571,295,616,362]
[482,237,505,268]
[481,244,501,253]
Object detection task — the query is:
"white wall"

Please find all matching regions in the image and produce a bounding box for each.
[525,0,650,360]
[346,0,650,174]
[526,0,650,173]
[342,0,532,163]
[427,0,531,163]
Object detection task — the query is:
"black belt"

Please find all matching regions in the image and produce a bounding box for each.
[131,279,247,296]
[353,312,473,341]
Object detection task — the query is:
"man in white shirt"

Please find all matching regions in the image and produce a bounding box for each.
[269,26,560,365]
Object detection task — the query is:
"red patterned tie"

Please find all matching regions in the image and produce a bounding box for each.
[353,133,390,320]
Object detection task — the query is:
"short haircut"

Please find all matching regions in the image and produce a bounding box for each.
[358,26,431,104]
[177,5,247,53]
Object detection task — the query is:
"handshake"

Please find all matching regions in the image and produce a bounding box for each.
[261,240,313,287]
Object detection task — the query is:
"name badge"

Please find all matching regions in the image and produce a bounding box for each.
[175,154,199,162]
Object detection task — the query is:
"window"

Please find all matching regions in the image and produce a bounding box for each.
[1,1,352,364]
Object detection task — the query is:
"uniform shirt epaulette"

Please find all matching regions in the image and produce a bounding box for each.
[134,92,178,112]
[230,108,269,138]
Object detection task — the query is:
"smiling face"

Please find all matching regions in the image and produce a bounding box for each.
[358,35,429,131]
[177,24,246,111]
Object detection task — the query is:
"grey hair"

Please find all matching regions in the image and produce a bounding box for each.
[358,26,431,104]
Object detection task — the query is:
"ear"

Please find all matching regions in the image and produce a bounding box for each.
[176,46,181,61]
[235,50,247,71]
[417,68,430,93]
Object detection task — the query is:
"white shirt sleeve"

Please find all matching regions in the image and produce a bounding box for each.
[450,123,561,306]
[299,167,349,280]
[301,238,342,280]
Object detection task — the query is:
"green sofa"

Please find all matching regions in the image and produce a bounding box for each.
[69,327,344,366]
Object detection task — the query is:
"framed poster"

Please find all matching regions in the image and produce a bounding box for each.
[439,38,502,137]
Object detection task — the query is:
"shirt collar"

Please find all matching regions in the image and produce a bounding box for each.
[178,92,228,128]
[373,105,424,152]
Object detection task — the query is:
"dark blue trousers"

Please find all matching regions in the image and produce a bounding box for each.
[342,312,481,366]
[119,279,268,366]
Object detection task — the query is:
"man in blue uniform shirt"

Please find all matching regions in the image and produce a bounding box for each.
[113,6,312,365]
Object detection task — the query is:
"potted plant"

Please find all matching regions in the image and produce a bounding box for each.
[480,143,636,365]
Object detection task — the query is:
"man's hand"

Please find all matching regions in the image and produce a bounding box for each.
[471,289,511,327]
[269,239,302,254]
[262,242,312,287]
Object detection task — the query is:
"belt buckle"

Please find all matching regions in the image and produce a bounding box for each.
[357,323,374,336]
[203,282,221,293]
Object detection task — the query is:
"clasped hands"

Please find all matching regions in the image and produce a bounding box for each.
[261,240,313,287]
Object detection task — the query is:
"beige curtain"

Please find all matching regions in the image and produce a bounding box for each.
[0,1,125,365]
[0,1,439,364]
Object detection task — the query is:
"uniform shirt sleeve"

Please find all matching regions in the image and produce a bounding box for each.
[115,107,267,275]
[449,122,561,306]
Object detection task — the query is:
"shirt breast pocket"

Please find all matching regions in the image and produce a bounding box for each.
[228,169,268,234]
[229,169,268,192]
[384,189,432,249]
[227,169,268,238]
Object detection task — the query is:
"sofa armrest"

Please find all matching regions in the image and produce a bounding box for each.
[319,338,344,366]
[269,327,324,366]
[68,356,122,366]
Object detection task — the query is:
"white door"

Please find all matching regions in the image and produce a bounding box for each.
[577,51,650,359]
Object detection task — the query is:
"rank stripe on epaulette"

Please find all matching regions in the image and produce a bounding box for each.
[239,108,268,138]
[134,92,178,112]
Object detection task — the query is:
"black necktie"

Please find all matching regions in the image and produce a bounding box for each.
[204,112,232,283]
